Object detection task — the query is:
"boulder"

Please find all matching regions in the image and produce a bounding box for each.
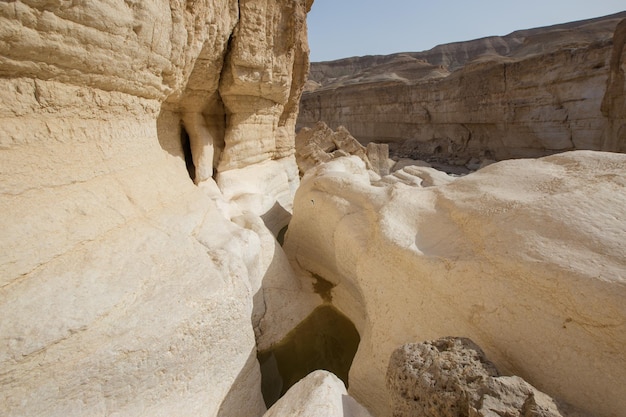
[387,337,576,417]
[263,370,373,417]
[283,151,626,417]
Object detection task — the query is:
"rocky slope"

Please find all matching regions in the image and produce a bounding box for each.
[0,1,319,416]
[298,12,626,163]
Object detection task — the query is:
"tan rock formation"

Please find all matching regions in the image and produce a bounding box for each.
[0,0,311,416]
[387,337,579,417]
[298,13,626,162]
[283,151,626,417]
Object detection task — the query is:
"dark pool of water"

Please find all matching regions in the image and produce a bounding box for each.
[257,304,360,407]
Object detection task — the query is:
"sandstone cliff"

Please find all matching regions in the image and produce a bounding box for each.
[298,13,626,162]
[0,1,313,416]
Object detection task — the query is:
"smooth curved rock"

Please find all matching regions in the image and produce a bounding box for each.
[284,151,626,417]
[387,337,578,417]
[263,370,372,417]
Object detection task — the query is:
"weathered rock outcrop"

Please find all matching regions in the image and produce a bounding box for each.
[283,151,626,417]
[0,1,311,416]
[387,337,581,417]
[298,13,626,162]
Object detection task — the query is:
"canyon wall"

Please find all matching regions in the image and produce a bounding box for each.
[0,1,312,416]
[298,13,626,162]
[284,151,626,417]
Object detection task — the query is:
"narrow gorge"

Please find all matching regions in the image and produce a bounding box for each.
[1,2,625,417]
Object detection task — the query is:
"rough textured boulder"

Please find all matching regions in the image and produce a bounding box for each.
[601,17,626,152]
[263,370,372,417]
[298,13,626,163]
[283,151,626,417]
[295,122,391,177]
[295,121,373,174]
[387,338,577,417]
[0,0,311,416]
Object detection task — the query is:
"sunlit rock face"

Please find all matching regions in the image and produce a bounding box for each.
[298,13,626,163]
[283,151,626,417]
[0,1,311,416]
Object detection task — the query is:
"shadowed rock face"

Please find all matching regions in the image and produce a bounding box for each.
[283,151,626,417]
[298,12,626,163]
[601,18,626,152]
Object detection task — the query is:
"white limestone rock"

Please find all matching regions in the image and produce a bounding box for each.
[284,151,626,417]
[263,370,373,417]
[0,0,312,416]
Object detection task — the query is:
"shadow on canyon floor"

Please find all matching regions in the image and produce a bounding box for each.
[257,304,360,408]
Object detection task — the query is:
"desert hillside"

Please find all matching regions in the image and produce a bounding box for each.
[299,12,626,165]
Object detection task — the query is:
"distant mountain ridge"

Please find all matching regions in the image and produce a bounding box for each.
[298,11,626,165]
[307,11,626,91]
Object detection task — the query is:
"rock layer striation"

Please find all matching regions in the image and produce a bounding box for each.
[298,13,626,162]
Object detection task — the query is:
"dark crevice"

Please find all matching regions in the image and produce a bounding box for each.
[180,124,196,182]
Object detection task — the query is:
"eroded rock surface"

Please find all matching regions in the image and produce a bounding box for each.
[0,1,312,416]
[295,121,392,177]
[283,151,626,417]
[298,13,626,163]
[387,337,577,417]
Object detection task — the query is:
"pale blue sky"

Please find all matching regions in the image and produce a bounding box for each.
[307,1,626,62]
